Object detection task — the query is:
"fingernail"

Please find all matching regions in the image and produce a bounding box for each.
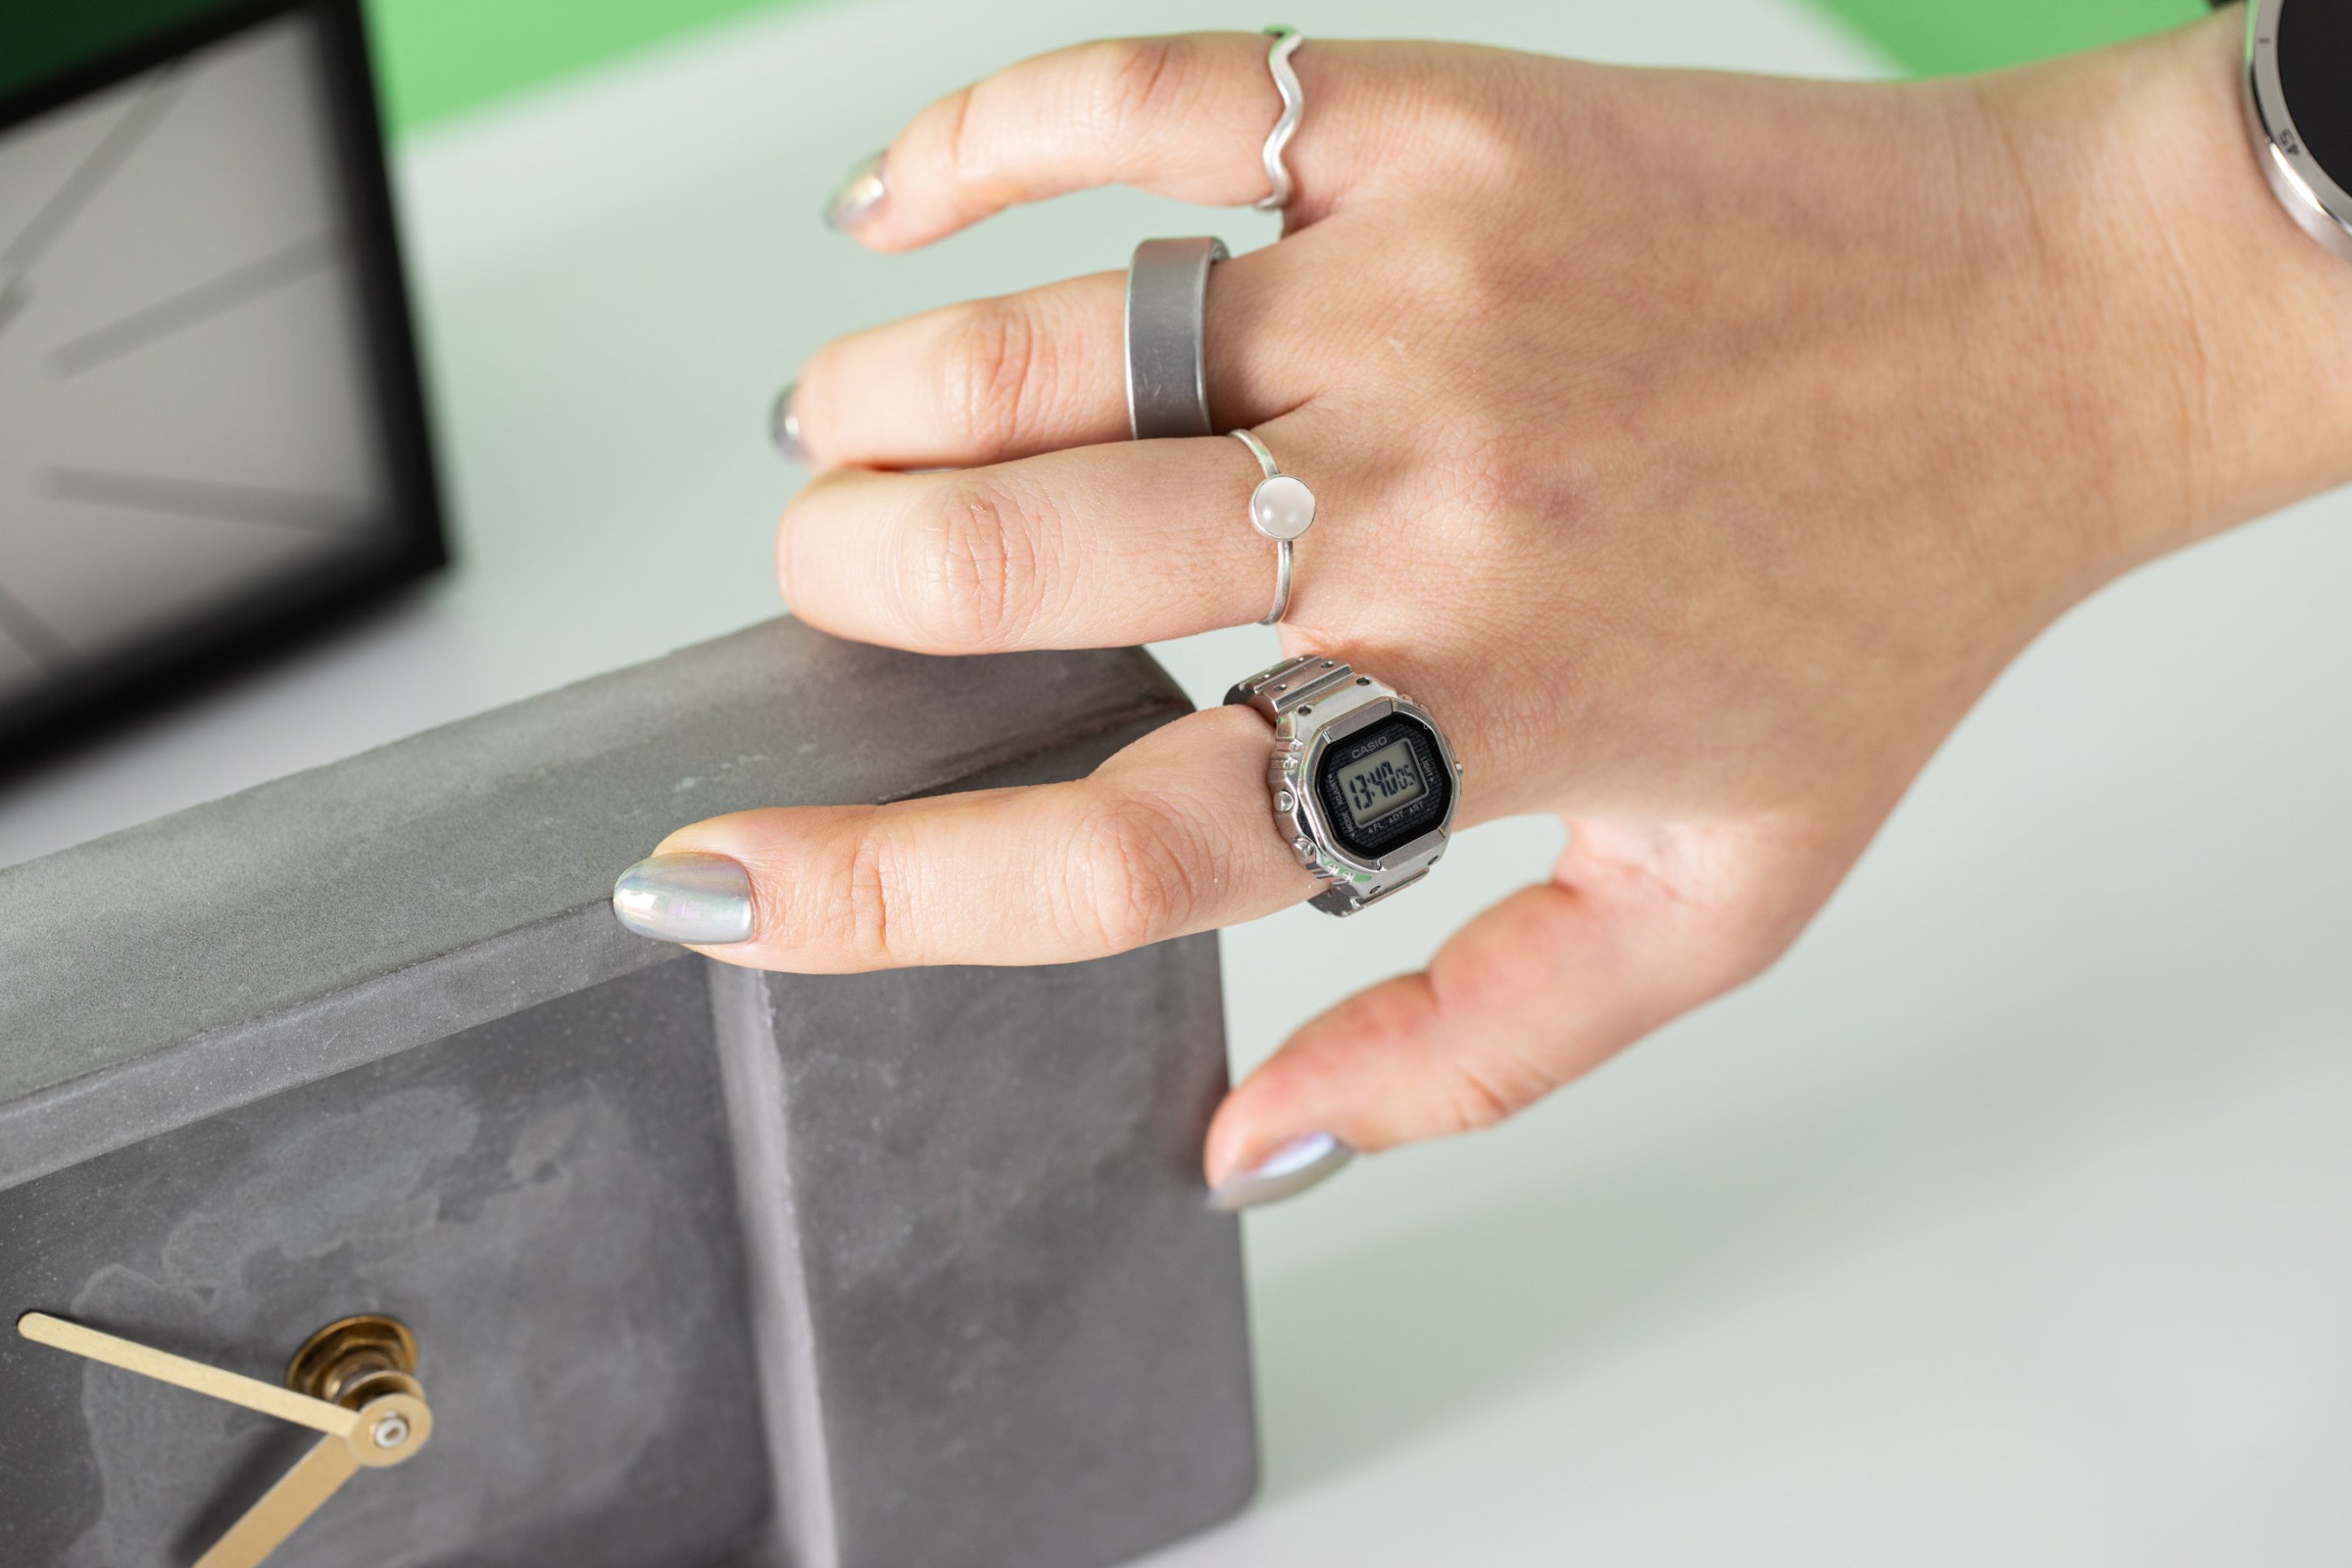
[612,852,755,946]
[1207,1132,1353,1213]
[822,150,888,232]
[770,380,808,463]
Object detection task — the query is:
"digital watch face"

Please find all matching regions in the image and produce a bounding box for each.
[1313,711,1451,861]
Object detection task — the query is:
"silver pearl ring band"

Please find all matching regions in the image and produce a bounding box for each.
[1232,428,1314,625]
[1254,26,1305,213]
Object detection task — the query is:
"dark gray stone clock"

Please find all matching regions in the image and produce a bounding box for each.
[0,619,1256,1567]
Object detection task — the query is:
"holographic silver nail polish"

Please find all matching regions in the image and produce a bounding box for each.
[822,150,888,231]
[612,852,755,946]
[770,379,808,463]
[1207,1132,1353,1212]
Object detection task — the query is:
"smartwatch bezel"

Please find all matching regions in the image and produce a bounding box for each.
[2244,0,2352,263]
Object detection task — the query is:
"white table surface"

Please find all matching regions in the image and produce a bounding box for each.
[7,1,2351,1562]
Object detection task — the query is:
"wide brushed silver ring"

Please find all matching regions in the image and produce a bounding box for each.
[1125,236,1227,439]
[1232,428,1314,625]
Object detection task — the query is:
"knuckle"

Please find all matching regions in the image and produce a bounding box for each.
[834,818,898,965]
[1432,1049,1541,1137]
[892,478,1056,649]
[1397,67,1542,194]
[934,83,981,185]
[1445,428,1545,535]
[758,815,897,966]
[1062,792,1203,953]
[935,298,1046,453]
[1082,37,1188,142]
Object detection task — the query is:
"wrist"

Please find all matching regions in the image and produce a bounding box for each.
[1992,12,2352,584]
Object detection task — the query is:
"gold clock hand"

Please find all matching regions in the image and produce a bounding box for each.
[190,1436,363,1568]
[15,1312,360,1439]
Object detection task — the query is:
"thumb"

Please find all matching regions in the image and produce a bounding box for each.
[1202,812,1847,1211]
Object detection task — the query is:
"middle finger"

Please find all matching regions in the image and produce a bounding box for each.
[786,242,1305,471]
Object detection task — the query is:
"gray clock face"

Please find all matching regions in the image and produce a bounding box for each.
[0,8,399,709]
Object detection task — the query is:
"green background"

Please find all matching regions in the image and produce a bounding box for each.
[5,0,2213,136]
[367,0,2210,127]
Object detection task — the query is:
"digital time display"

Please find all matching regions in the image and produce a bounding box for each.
[1312,710,1451,861]
[1334,737,1425,830]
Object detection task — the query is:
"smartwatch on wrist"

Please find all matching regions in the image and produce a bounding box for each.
[1226,655,1463,917]
[2222,0,2352,262]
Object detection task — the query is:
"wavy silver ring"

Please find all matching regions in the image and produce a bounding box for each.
[1232,428,1315,624]
[1254,26,1304,213]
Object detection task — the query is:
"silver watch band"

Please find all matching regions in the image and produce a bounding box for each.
[1225,653,1374,723]
[1225,655,1423,916]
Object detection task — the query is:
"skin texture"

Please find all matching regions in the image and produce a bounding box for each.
[650,14,2352,1192]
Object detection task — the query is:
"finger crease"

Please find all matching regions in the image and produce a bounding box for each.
[844,815,895,963]
[1107,40,1178,146]
[939,83,982,199]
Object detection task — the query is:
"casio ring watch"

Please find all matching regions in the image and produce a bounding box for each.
[2222,0,2352,262]
[1227,655,1463,916]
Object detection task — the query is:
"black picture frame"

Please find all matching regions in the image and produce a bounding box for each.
[0,0,447,780]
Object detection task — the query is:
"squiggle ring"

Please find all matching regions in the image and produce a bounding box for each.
[1254,26,1305,213]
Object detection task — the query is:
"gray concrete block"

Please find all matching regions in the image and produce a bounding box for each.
[0,618,1256,1568]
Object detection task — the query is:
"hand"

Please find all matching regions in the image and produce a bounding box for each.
[615,17,2352,1205]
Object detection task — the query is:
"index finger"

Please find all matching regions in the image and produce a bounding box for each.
[613,706,1318,972]
[832,32,1375,251]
